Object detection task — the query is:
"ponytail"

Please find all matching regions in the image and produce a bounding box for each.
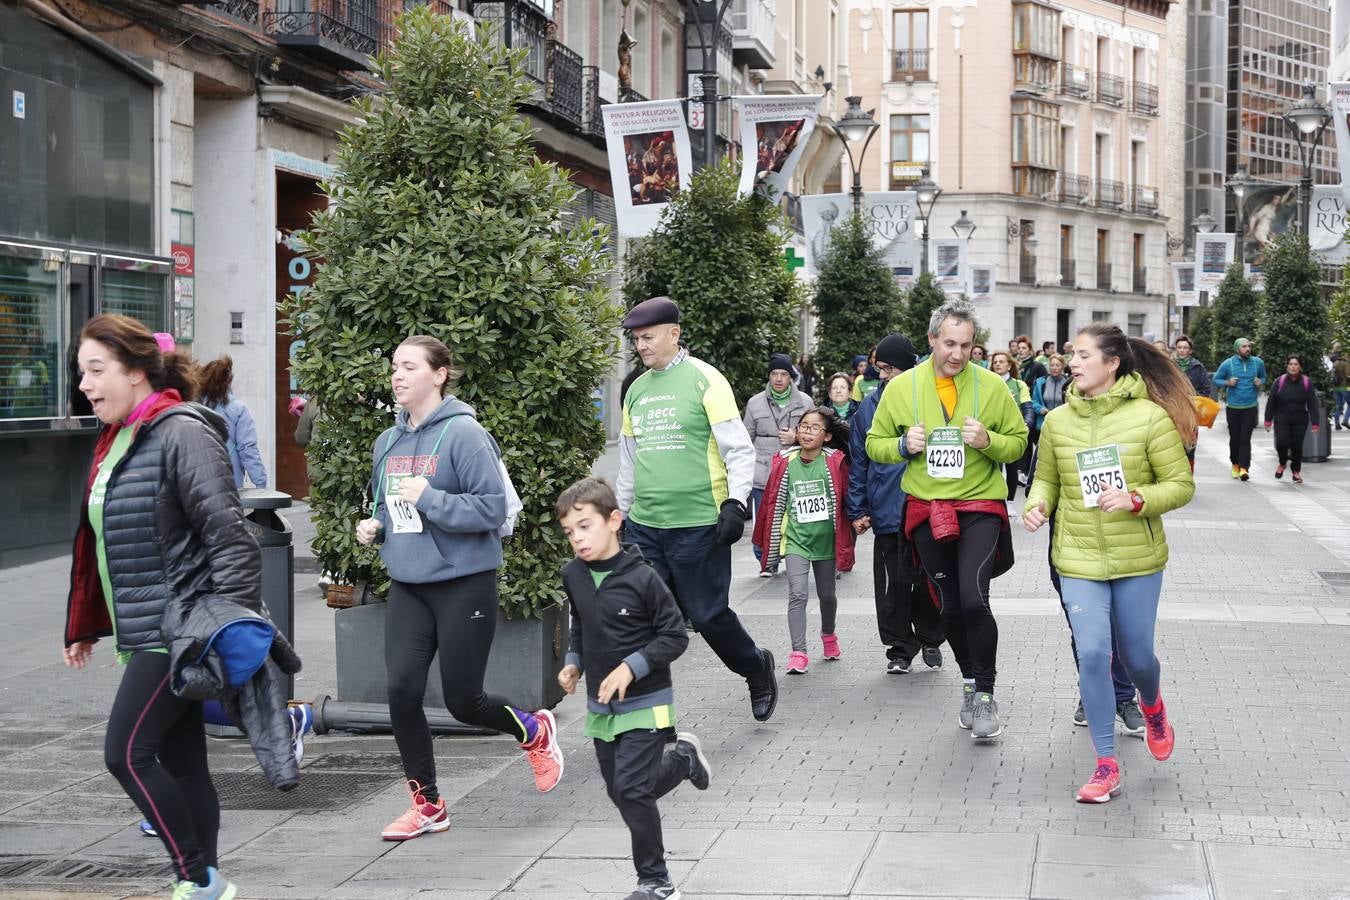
[1078,322,1197,443]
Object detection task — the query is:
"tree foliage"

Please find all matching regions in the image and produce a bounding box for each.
[1209,259,1261,366]
[812,212,903,380]
[1257,230,1331,398]
[897,272,949,350]
[621,161,803,403]
[1184,304,1217,370]
[1330,259,1350,351]
[284,9,619,616]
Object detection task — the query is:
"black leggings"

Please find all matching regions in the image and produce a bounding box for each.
[105,652,218,885]
[386,571,525,796]
[912,512,1002,693]
[1274,416,1308,472]
[1226,405,1258,468]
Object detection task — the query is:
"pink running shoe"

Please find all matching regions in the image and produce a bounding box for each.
[1075,762,1122,804]
[786,651,809,674]
[382,780,449,841]
[821,634,841,660]
[522,709,564,792]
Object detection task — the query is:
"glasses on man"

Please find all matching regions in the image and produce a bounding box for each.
[797,423,824,435]
[876,363,897,376]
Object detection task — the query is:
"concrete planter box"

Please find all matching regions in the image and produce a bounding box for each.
[334,601,568,715]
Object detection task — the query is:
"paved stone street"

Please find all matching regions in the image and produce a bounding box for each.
[4,416,1350,898]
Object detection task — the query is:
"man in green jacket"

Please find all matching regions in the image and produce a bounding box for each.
[866,300,1028,740]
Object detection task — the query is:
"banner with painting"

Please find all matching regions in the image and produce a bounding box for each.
[602,100,692,237]
[1195,233,1235,291]
[968,264,996,301]
[1171,262,1198,307]
[930,238,968,296]
[736,95,823,198]
[798,192,919,281]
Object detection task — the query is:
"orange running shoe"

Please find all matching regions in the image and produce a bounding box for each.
[381,780,448,841]
[1075,762,1122,804]
[523,709,563,792]
[1143,700,1175,761]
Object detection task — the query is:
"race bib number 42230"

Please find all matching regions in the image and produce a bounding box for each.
[1075,445,1126,508]
[926,427,965,479]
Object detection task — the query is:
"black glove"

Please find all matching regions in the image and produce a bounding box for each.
[714,498,750,546]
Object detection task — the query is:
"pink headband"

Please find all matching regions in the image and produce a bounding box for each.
[153,333,175,353]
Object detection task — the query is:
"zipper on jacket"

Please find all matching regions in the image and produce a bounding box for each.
[1089,409,1110,581]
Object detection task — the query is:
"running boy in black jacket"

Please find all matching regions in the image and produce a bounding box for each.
[556,477,712,900]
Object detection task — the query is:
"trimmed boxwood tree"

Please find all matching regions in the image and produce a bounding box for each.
[1209,259,1261,366]
[1330,259,1350,351]
[1257,230,1332,397]
[285,9,619,617]
[897,272,949,351]
[812,212,903,380]
[621,161,803,404]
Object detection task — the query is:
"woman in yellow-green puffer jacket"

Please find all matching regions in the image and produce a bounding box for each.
[1024,322,1196,806]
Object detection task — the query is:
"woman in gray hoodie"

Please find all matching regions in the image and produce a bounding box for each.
[355,336,563,842]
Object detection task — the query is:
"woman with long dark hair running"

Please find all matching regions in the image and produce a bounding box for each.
[355,335,563,841]
[1024,323,1195,803]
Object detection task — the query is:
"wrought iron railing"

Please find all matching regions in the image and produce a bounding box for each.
[1096,73,1124,106]
[1059,63,1091,98]
[265,0,391,57]
[581,65,607,139]
[1020,253,1037,286]
[1096,261,1113,291]
[893,48,930,80]
[209,0,260,24]
[473,0,550,83]
[548,38,583,128]
[1133,266,1147,294]
[1061,258,1076,287]
[1132,185,1158,212]
[1132,81,1158,115]
[1095,178,1124,208]
[1059,173,1089,203]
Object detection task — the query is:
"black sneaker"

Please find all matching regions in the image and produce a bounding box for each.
[1073,699,1087,727]
[1117,698,1145,736]
[747,649,778,722]
[887,657,911,674]
[625,880,680,900]
[674,732,711,790]
[922,646,943,668]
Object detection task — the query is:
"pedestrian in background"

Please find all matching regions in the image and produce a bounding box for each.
[796,352,817,400]
[971,344,989,368]
[1024,323,1195,804]
[1214,337,1267,481]
[851,351,882,403]
[355,334,563,842]
[1332,351,1350,430]
[990,351,1033,501]
[199,356,267,490]
[67,315,291,900]
[744,354,815,573]
[826,372,857,421]
[1264,355,1320,483]
[556,477,710,900]
[754,406,855,674]
[1172,335,1213,399]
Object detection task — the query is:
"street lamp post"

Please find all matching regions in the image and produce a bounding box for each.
[831,96,881,214]
[913,167,941,276]
[1281,82,1332,234]
[952,209,977,241]
[1224,164,1253,265]
[680,0,734,171]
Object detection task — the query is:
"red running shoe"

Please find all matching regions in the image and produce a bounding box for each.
[1143,700,1175,761]
[523,709,564,793]
[1075,762,1122,804]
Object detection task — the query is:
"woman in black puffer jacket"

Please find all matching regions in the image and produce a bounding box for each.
[64,314,295,899]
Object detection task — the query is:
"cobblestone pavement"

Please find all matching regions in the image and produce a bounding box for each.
[2,415,1350,898]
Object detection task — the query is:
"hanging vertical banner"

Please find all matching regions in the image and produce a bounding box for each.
[736,94,823,198]
[602,100,693,238]
[1172,262,1198,307]
[930,237,968,296]
[798,191,919,278]
[1309,184,1350,264]
[1194,232,1235,291]
[969,264,996,301]
[1332,83,1350,204]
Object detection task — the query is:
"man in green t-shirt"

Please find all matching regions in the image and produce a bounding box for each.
[617,296,780,723]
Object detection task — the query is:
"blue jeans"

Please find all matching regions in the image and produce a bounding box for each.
[1336,390,1349,425]
[1060,572,1165,758]
[626,520,764,678]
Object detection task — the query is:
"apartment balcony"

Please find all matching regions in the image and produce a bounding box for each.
[1095,178,1124,209]
[1059,63,1091,99]
[547,38,583,129]
[892,48,930,82]
[1132,81,1158,115]
[208,0,260,25]
[1096,73,1125,107]
[1132,184,1158,213]
[581,65,607,139]
[474,0,551,84]
[264,0,392,69]
[1133,265,1148,294]
[1061,258,1076,287]
[1020,253,1037,286]
[1096,261,1113,291]
[730,0,776,70]
[1059,173,1090,203]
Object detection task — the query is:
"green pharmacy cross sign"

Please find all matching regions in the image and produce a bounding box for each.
[782,247,806,273]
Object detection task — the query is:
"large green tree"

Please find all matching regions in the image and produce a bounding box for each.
[621,161,803,403]
[1257,230,1331,397]
[897,272,948,351]
[812,213,903,382]
[1183,304,1217,370]
[285,9,618,616]
[1330,259,1350,351]
[1209,258,1261,365]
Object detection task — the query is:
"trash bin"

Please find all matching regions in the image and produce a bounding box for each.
[205,489,295,737]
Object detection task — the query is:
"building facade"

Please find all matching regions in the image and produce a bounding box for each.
[834,0,1180,347]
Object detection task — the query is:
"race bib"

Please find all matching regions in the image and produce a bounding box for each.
[926,427,965,479]
[384,473,423,534]
[1076,445,1126,508]
[791,479,830,523]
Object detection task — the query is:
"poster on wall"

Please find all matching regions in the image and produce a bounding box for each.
[1172,262,1198,307]
[1332,83,1350,204]
[602,100,693,238]
[736,94,823,198]
[1309,184,1350,264]
[930,237,968,295]
[798,191,919,279]
[1195,233,1235,291]
[968,264,996,300]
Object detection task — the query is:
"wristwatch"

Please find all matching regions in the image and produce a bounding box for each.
[1129,491,1145,514]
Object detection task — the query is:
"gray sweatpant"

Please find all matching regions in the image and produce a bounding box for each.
[786,554,838,652]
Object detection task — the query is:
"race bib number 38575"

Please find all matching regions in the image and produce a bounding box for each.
[926,427,965,479]
[1075,445,1126,508]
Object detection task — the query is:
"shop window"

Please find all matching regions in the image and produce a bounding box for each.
[102,264,170,335]
[0,251,62,420]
